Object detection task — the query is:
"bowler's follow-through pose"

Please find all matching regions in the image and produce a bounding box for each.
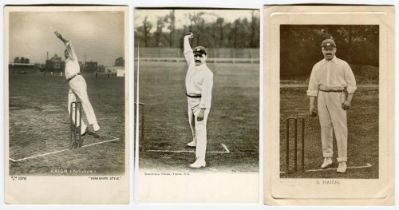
[55,31,100,138]
[183,32,214,168]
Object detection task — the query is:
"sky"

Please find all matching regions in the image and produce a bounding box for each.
[134,9,259,32]
[9,11,125,66]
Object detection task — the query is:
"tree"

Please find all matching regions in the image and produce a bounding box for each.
[142,16,152,47]
[188,12,205,44]
[114,57,124,66]
[164,10,176,47]
[154,17,165,47]
[231,19,240,48]
[250,11,260,48]
[280,25,379,80]
[216,17,224,47]
[135,10,262,49]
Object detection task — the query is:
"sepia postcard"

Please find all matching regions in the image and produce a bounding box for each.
[135,8,260,202]
[5,6,129,204]
[264,5,394,205]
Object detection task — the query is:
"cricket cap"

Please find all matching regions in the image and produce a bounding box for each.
[193,46,207,56]
[321,39,336,49]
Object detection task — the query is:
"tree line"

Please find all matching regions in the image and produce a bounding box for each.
[135,10,260,48]
[280,25,379,79]
[14,57,30,64]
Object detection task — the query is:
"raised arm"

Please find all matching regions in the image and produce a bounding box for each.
[55,31,68,44]
[54,31,76,60]
[183,32,194,66]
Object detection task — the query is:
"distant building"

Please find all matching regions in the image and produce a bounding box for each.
[45,54,64,73]
[9,56,35,74]
[114,57,125,67]
[83,61,98,72]
[105,66,125,77]
[113,57,125,77]
[96,57,125,78]
[79,61,84,70]
[98,65,105,72]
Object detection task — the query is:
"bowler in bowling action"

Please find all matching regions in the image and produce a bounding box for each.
[183,32,214,168]
[55,31,101,137]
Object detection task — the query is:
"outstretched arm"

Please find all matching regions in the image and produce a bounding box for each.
[183,32,194,66]
[55,31,68,44]
[54,31,76,60]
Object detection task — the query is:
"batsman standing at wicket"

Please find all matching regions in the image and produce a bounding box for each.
[183,32,214,168]
[55,31,100,137]
[307,39,357,173]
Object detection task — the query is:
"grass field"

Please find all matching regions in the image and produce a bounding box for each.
[9,72,125,175]
[138,62,259,172]
[280,85,379,178]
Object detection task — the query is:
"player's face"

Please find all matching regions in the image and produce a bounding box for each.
[322,47,336,61]
[194,54,207,66]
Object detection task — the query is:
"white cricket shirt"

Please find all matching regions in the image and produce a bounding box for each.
[307,56,357,96]
[184,49,213,109]
[64,41,80,80]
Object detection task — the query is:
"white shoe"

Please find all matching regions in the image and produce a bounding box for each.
[321,158,333,169]
[189,159,206,168]
[337,162,347,173]
[93,124,100,132]
[80,124,87,135]
[186,140,196,147]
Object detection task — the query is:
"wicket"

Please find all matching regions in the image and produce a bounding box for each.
[70,101,83,149]
[285,117,305,173]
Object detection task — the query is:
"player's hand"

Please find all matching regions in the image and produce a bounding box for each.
[309,105,317,117]
[197,109,205,121]
[54,31,62,38]
[342,100,351,110]
[185,32,194,39]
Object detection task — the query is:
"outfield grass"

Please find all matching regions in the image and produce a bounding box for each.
[9,72,125,175]
[280,86,379,178]
[138,62,259,172]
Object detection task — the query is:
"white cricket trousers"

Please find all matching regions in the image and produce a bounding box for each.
[187,98,210,162]
[317,91,347,162]
[68,75,99,131]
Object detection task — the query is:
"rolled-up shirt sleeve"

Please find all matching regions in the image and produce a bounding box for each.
[307,64,319,97]
[200,72,213,109]
[344,62,357,94]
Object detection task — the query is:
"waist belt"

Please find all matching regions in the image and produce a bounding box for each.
[67,73,81,82]
[319,89,344,93]
[186,93,201,98]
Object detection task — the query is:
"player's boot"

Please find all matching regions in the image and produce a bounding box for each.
[337,162,347,173]
[189,159,206,168]
[86,124,100,138]
[93,123,100,132]
[320,157,333,169]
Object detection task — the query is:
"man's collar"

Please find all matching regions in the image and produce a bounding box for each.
[324,56,337,63]
[195,62,207,67]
